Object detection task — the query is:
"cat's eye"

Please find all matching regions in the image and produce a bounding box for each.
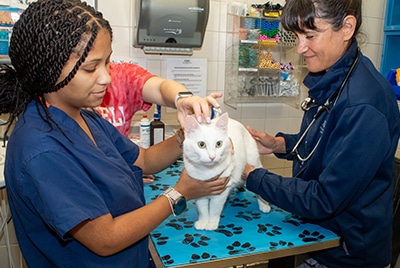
[198,141,206,149]
[215,141,223,148]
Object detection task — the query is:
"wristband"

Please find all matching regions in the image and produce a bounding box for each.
[174,91,193,108]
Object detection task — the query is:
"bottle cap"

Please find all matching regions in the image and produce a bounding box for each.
[154,113,161,120]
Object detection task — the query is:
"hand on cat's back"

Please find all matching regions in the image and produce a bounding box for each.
[242,163,255,180]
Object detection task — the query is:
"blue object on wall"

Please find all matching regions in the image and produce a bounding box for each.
[387,69,400,100]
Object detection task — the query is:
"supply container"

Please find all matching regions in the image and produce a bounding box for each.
[150,105,165,145]
[139,115,150,148]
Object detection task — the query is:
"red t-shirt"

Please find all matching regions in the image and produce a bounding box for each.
[96,62,155,136]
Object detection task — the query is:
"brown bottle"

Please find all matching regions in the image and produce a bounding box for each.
[150,107,165,145]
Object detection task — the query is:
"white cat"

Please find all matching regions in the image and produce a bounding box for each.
[183,112,271,230]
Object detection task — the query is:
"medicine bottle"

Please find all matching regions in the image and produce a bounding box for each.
[140,115,150,148]
[150,106,165,145]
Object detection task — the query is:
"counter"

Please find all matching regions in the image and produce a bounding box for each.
[144,162,340,267]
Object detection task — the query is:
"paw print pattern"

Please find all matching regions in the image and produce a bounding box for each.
[235,210,262,221]
[298,230,326,242]
[160,254,174,265]
[190,252,217,263]
[227,241,256,255]
[282,214,308,227]
[165,169,181,178]
[257,223,283,236]
[148,183,169,201]
[215,223,243,237]
[228,197,252,208]
[236,186,246,193]
[269,240,294,250]
[165,218,194,230]
[182,233,211,248]
[151,232,169,246]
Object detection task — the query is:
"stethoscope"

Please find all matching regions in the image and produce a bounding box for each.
[291,48,360,162]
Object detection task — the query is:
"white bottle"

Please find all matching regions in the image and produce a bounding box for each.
[139,115,150,148]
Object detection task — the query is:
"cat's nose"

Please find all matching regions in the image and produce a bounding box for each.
[209,156,215,161]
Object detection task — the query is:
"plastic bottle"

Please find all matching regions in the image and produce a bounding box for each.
[140,114,150,148]
[150,105,165,145]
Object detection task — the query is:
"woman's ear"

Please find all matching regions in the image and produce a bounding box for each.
[342,15,357,41]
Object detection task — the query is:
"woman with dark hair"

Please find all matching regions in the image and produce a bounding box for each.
[1,0,227,266]
[243,0,400,267]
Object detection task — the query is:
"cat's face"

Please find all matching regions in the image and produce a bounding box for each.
[183,113,231,165]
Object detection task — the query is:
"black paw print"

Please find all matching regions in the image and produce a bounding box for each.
[298,230,325,242]
[269,240,294,250]
[227,241,256,255]
[160,254,174,265]
[166,218,193,230]
[165,169,181,177]
[283,214,308,227]
[235,210,262,221]
[236,186,246,193]
[215,223,243,237]
[148,183,169,192]
[228,197,252,208]
[182,233,210,248]
[257,223,282,236]
[151,232,169,246]
[189,252,217,263]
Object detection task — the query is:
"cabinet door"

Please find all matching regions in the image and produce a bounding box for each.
[384,0,400,30]
[380,0,400,77]
[381,33,400,78]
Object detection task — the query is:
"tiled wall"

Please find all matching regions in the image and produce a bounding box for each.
[0,0,390,266]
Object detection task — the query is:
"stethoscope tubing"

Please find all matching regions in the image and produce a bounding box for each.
[291,48,361,162]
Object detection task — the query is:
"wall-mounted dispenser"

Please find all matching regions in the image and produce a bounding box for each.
[134,0,209,55]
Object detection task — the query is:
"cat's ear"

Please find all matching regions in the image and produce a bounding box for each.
[184,115,200,135]
[215,112,229,133]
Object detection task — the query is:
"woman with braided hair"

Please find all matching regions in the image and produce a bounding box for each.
[1,0,228,267]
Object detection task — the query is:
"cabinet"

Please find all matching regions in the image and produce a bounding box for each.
[380,0,400,78]
[224,2,302,108]
[0,6,23,65]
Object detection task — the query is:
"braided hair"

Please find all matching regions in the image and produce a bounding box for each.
[0,0,112,138]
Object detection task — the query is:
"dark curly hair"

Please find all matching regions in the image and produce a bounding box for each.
[280,0,362,36]
[0,0,112,138]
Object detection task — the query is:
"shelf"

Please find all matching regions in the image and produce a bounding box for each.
[224,94,300,109]
[225,3,300,109]
[240,40,258,45]
[384,25,400,31]
[0,56,10,64]
[238,68,258,72]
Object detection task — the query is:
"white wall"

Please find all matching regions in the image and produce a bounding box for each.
[0,0,389,266]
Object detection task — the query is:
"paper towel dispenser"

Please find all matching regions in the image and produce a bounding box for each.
[134,0,209,55]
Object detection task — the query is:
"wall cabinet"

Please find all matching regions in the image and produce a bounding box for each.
[380,0,400,78]
[224,3,302,108]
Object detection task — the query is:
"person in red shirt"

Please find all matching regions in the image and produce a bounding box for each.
[96,62,221,136]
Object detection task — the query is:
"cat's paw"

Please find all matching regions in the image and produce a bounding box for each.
[204,221,219,231]
[194,220,219,230]
[194,220,209,230]
[257,198,272,213]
